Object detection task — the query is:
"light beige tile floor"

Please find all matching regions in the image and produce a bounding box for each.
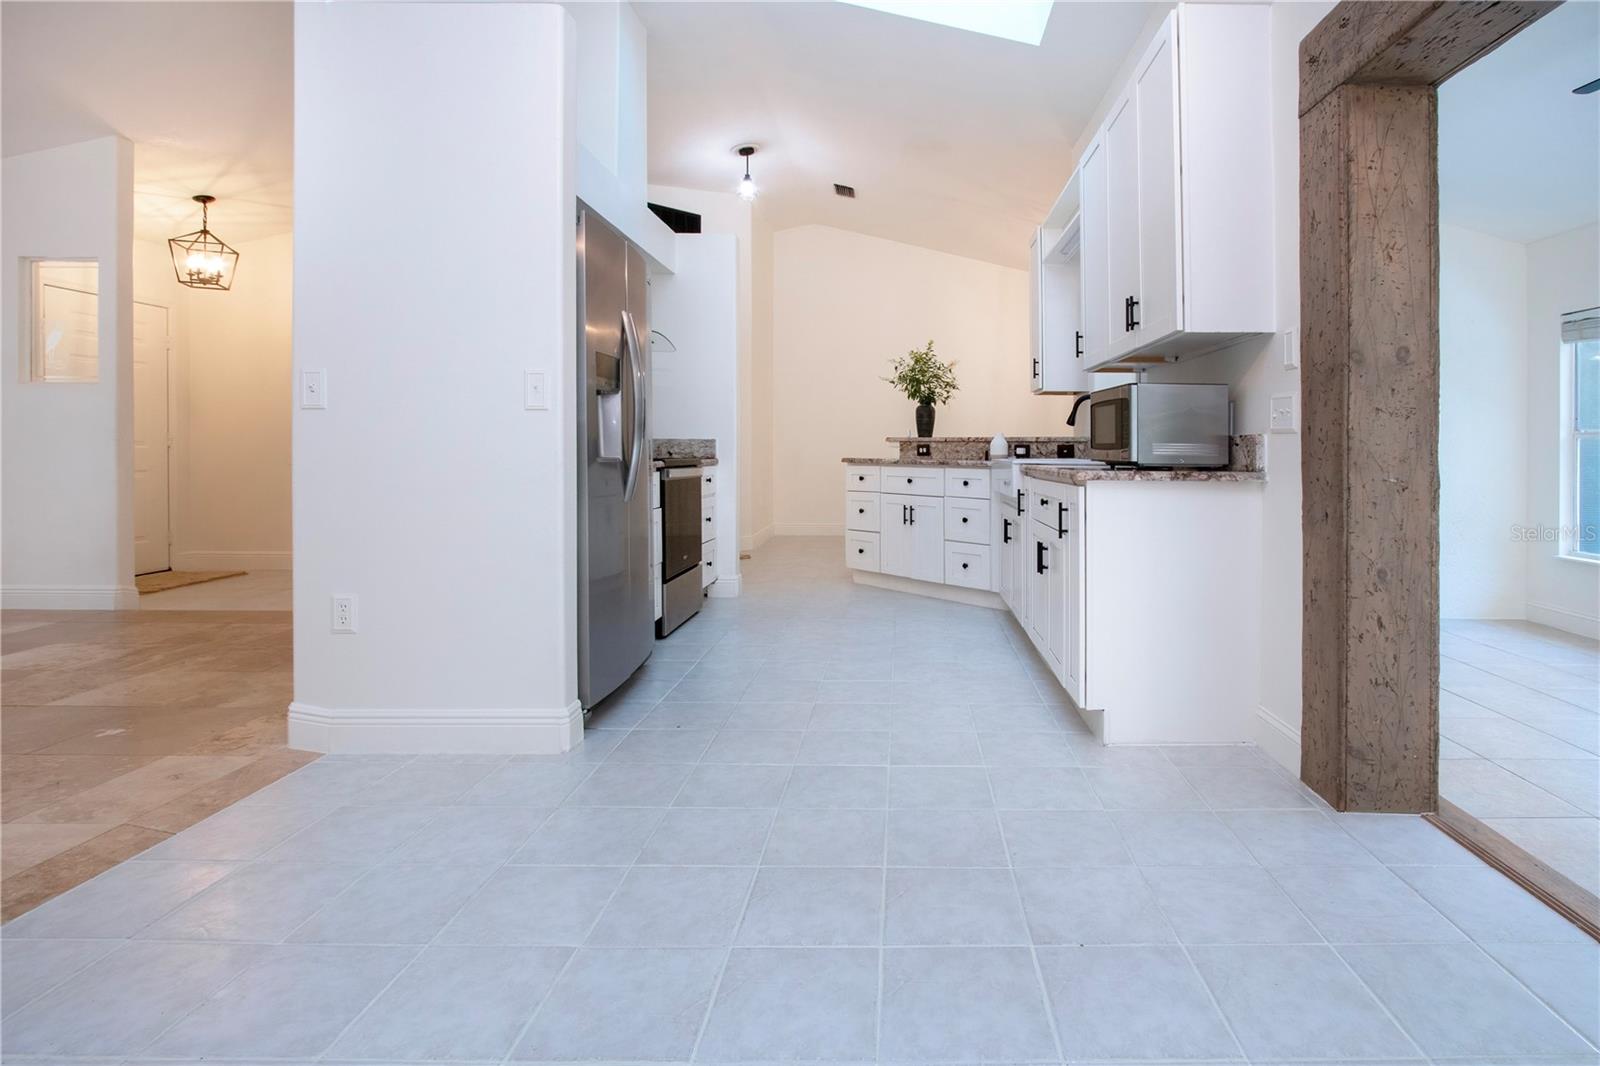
[1,608,308,919]
[1439,618,1599,912]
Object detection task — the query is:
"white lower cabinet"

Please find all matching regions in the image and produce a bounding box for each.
[879,493,944,583]
[996,504,1021,613]
[843,465,993,594]
[845,530,880,572]
[944,542,990,590]
[1016,473,1261,744]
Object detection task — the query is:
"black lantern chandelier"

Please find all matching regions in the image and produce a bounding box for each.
[168,195,239,290]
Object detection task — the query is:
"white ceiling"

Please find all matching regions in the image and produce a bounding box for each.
[638,0,1160,268]
[1439,0,1600,244]
[2,2,292,244]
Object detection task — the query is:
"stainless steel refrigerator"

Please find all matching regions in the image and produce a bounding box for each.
[576,206,654,710]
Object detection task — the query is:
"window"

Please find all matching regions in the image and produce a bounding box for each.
[1563,307,1600,559]
[29,260,99,383]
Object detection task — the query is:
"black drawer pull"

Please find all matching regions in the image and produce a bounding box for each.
[961,517,969,524]
[857,548,864,555]
[961,480,969,486]
[961,562,969,570]
[858,508,865,514]
[906,477,913,484]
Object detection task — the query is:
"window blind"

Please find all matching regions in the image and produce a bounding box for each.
[1561,306,1600,342]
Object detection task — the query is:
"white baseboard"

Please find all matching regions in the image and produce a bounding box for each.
[773,523,844,537]
[287,700,583,754]
[709,575,742,598]
[741,525,774,554]
[2,584,139,610]
[1253,704,1302,775]
[850,570,1005,611]
[171,550,292,571]
[1526,600,1600,640]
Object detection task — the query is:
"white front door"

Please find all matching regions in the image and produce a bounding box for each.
[133,301,170,575]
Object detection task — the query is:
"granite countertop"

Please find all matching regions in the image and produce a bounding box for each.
[653,457,718,469]
[883,436,1088,444]
[1018,464,1263,485]
[842,457,994,468]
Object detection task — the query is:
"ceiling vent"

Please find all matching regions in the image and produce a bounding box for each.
[833,184,856,199]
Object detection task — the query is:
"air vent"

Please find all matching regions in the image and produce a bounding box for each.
[833,184,856,198]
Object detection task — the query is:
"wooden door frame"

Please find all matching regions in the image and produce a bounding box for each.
[1298,0,1600,936]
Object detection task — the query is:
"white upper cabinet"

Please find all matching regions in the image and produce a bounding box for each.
[1050,3,1274,371]
[1029,220,1096,394]
[1077,138,1111,371]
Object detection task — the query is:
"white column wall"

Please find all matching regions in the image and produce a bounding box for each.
[1,136,136,609]
[290,2,579,752]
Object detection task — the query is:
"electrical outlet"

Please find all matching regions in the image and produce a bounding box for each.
[524,370,548,410]
[1282,329,1299,370]
[331,595,357,633]
[301,369,328,409]
[1269,393,1298,434]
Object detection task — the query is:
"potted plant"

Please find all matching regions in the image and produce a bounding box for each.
[884,340,958,438]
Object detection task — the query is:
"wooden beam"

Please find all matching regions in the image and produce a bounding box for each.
[1301,83,1439,812]
[1301,1,1557,116]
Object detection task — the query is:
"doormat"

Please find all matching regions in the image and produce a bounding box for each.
[136,570,247,594]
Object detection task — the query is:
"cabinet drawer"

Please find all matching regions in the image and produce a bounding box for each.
[884,468,943,496]
[702,540,717,588]
[845,466,880,492]
[701,467,717,497]
[701,497,717,542]
[845,531,880,572]
[845,491,879,532]
[944,497,990,545]
[1026,481,1058,530]
[945,542,992,590]
[944,469,990,499]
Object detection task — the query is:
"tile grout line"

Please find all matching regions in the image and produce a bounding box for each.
[987,760,1067,1066]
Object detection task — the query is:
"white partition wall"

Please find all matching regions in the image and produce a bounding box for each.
[650,234,742,594]
[1,136,136,609]
[290,3,580,753]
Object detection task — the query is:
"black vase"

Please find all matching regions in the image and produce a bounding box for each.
[915,403,935,438]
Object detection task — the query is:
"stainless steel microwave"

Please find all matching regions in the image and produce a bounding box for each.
[1083,383,1230,468]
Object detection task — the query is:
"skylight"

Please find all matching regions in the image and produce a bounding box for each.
[837,1,1054,46]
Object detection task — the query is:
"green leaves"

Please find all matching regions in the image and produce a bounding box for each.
[884,340,959,407]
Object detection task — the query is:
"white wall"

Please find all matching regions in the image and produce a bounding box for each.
[650,234,742,592]
[1526,222,1600,636]
[1,136,136,609]
[1439,224,1530,619]
[291,3,578,752]
[180,233,293,570]
[771,224,1080,534]
[646,184,758,552]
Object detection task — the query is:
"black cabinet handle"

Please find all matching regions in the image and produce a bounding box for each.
[857,474,864,481]
[1129,296,1140,330]
[909,506,916,526]
[1036,541,1048,574]
[961,516,968,524]
[857,547,864,555]
[1003,518,1011,544]
[1016,489,1023,512]
[961,562,969,570]
[1032,357,1040,378]
[1075,330,1083,358]
[961,479,969,487]
[1057,502,1067,538]
[901,504,908,525]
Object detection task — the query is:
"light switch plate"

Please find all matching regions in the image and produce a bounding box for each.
[300,369,328,409]
[524,370,548,410]
[1269,393,1298,434]
[1282,329,1299,370]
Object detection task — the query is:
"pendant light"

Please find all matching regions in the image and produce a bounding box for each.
[735,145,759,202]
[168,195,240,290]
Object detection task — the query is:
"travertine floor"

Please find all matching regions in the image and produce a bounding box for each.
[1,608,307,919]
[1440,618,1600,912]
[2,538,1594,1064]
